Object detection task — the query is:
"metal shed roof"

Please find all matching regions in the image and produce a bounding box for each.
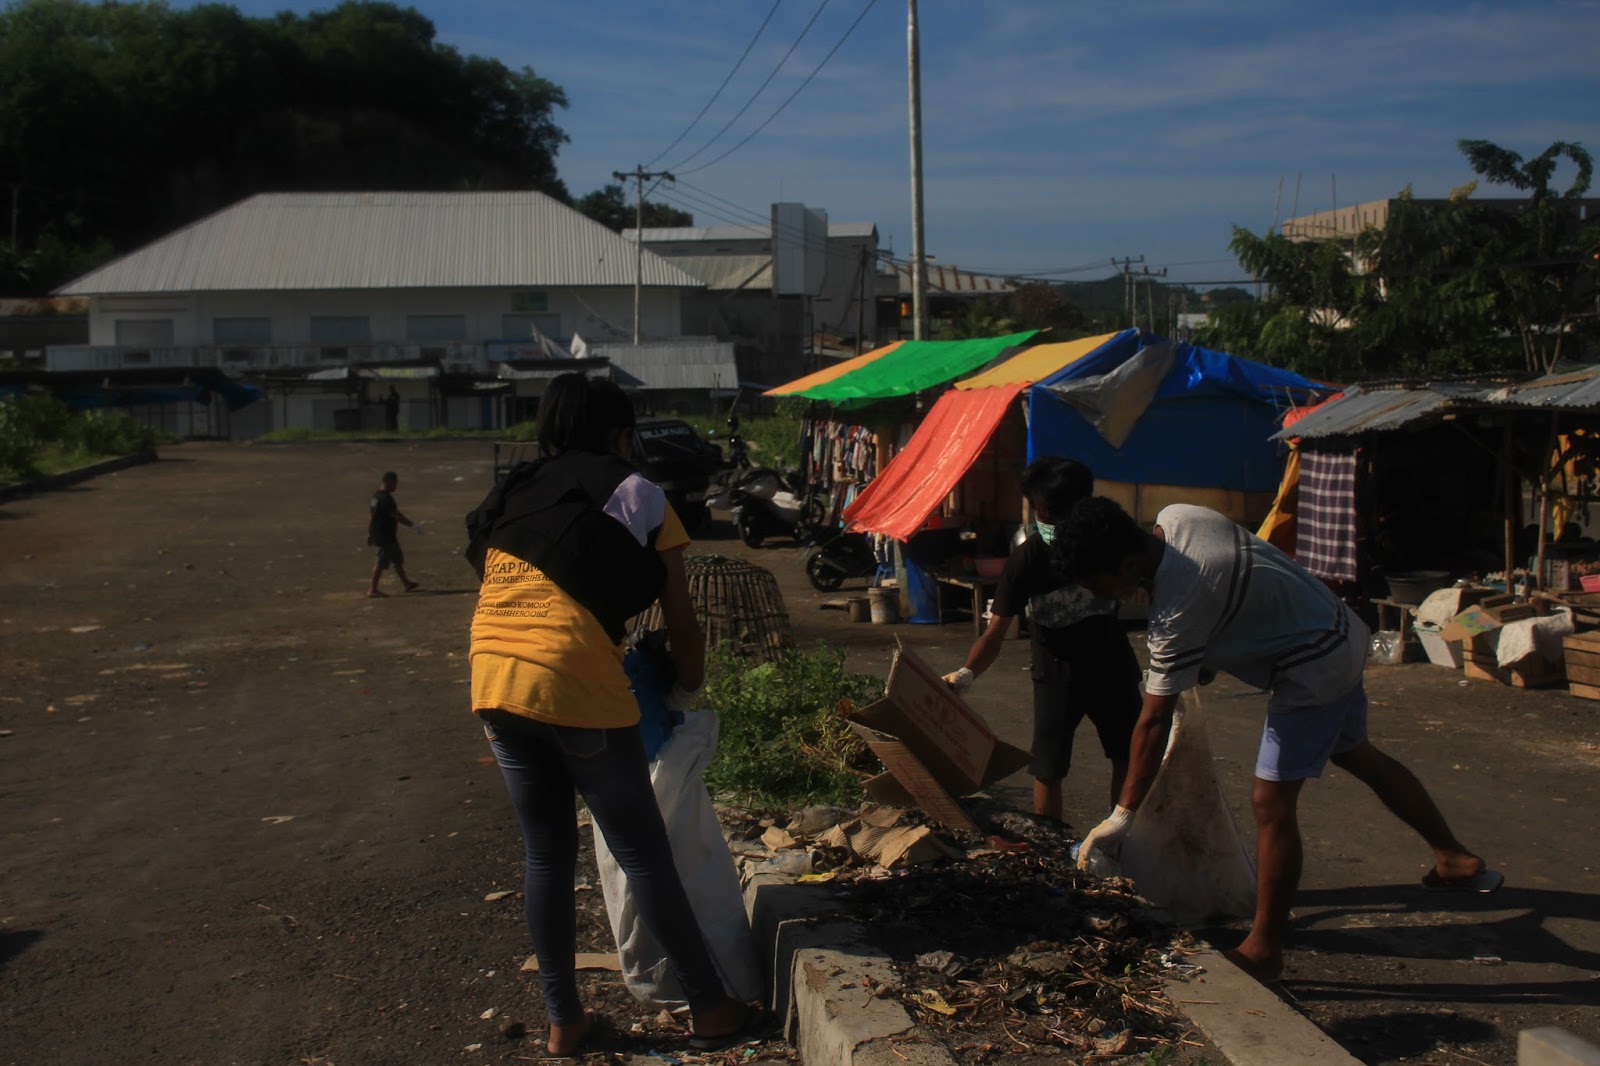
[57,192,707,295]
[1270,385,1476,440]
[1488,364,1600,410]
[659,255,772,291]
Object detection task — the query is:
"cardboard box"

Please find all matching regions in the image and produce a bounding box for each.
[1440,605,1504,657]
[844,642,1032,834]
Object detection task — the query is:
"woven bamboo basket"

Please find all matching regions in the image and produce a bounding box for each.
[633,554,794,663]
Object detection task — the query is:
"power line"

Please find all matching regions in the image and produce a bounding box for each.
[667,0,834,172]
[643,0,783,170]
[676,0,881,177]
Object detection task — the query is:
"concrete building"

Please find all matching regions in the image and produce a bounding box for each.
[46,191,733,436]
[631,204,892,389]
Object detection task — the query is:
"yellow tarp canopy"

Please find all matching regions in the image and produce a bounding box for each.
[954,332,1119,390]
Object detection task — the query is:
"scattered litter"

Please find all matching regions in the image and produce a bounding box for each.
[911,989,957,1016]
[1472,954,1504,965]
[68,625,101,634]
[795,871,837,884]
[483,890,513,902]
[261,815,295,825]
[479,1007,496,1020]
[0,730,13,738]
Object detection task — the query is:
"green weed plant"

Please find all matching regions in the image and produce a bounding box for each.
[0,393,155,482]
[701,642,883,808]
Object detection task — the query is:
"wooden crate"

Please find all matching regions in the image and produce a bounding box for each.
[1464,652,1566,689]
[1563,632,1600,698]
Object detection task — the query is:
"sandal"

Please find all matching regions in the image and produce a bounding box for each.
[689,1003,767,1052]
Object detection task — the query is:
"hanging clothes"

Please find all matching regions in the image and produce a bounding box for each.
[1295,443,1360,583]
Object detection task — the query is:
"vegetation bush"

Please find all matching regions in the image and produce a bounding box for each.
[701,643,883,808]
[0,393,156,482]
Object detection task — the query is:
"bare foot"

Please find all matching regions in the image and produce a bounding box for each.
[1222,945,1283,985]
[548,1007,595,1057]
[366,590,388,598]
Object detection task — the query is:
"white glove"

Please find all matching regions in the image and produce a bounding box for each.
[1076,806,1134,871]
[665,683,699,713]
[943,667,975,693]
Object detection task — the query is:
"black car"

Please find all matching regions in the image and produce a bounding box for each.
[631,417,724,532]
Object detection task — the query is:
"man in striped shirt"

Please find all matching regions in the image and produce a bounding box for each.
[1062,498,1494,983]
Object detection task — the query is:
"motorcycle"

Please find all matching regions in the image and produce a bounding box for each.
[706,467,812,548]
[804,529,882,592]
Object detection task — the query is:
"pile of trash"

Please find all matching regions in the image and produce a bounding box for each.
[722,800,1211,1063]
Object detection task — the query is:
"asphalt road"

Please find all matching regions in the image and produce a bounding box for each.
[1,440,1596,1066]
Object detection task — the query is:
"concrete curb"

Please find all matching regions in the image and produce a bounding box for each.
[745,873,1360,1066]
[1162,949,1362,1066]
[0,450,158,503]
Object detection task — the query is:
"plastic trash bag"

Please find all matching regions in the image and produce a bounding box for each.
[1116,693,1258,924]
[1369,630,1404,665]
[593,710,762,1008]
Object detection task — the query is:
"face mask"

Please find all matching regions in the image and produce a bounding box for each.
[1035,521,1056,546]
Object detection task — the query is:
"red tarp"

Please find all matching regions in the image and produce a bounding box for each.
[842,384,1026,541]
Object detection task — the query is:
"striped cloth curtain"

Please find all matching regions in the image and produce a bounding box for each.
[1295,444,1359,582]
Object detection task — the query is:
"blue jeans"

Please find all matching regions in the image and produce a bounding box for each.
[480,710,727,1025]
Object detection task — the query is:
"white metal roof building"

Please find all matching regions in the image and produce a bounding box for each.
[58,191,705,295]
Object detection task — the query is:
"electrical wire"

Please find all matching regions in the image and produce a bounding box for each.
[676,0,881,177]
[667,0,834,172]
[644,0,783,170]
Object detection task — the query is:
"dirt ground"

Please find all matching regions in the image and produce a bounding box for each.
[2,441,1598,1066]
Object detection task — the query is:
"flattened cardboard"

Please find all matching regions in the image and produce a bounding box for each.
[1440,605,1504,655]
[845,642,1032,833]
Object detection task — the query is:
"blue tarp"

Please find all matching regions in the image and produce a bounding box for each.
[1027,331,1328,493]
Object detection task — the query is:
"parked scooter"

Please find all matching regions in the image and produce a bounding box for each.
[804,529,882,592]
[706,467,811,547]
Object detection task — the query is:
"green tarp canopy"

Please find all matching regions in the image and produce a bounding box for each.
[792,331,1039,402]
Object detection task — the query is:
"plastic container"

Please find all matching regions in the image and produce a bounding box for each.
[1415,624,1463,668]
[868,586,899,624]
[902,556,940,624]
[847,597,871,623]
[1581,574,1600,593]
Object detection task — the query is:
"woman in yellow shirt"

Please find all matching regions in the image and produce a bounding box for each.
[467,373,753,1056]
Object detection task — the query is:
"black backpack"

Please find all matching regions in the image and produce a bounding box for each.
[464,451,666,643]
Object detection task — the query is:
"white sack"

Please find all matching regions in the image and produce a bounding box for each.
[1118,693,1258,924]
[593,710,762,1008]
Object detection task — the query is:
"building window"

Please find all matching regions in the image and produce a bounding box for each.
[213,317,271,345]
[511,291,548,313]
[309,316,371,344]
[114,319,175,347]
[406,314,467,342]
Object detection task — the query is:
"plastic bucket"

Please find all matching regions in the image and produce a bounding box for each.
[847,597,871,623]
[868,587,899,624]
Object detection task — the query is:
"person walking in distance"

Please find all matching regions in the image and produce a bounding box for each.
[1063,498,1498,983]
[367,471,420,598]
[464,373,758,1056]
[941,457,1141,823]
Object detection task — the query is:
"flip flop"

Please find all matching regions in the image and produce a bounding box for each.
[1421,868,1504,894]
[688,1004,766,1052]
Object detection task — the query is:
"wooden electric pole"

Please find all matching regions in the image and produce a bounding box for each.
[613,165,674,344]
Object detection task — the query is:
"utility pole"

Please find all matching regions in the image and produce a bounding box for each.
[613,165,675,344]
[1111,256,1143,329]
[907,0,928,340]
[1130,266,1167,333]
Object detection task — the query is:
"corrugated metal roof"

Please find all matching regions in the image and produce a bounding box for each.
[661,255,772,291]
[1489,363,1600,409]
[888,261,1013,294]
[58,192,707,295]
[595,338,739,391]
[631,220,874,242]
[1270,385,1471,440]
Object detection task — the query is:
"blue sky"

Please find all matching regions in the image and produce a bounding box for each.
[185,0,1600,286]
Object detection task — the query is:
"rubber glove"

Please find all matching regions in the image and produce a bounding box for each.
[1076,806,1134,870]
[942,667,975,693]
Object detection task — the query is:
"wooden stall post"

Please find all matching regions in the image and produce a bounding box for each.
[1534,412,1559,592]
[1502,423,1517,595]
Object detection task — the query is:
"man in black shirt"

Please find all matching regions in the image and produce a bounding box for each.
[943,458,1140,822]
[367,470,420,598]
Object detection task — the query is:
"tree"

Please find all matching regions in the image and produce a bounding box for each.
[574,184,692,233]
[0,0,574,293]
